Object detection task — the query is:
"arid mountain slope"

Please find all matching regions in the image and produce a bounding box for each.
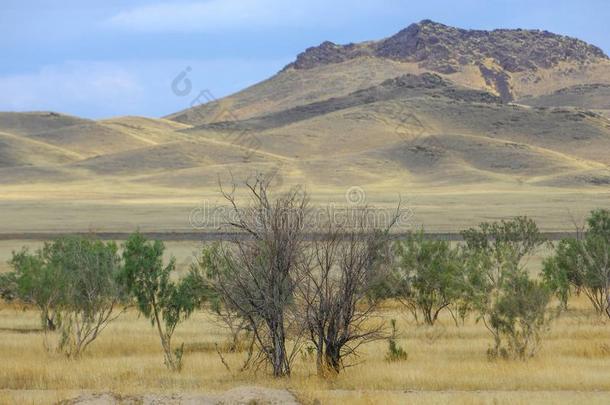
[169,20,610,126]
[164,72,610,192]
[2,71,610,190]
[519,84,610,117]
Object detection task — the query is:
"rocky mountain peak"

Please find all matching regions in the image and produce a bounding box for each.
[285,20,608,75]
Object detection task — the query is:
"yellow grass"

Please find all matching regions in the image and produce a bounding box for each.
[1,289,610,404]
[0,242,609,404]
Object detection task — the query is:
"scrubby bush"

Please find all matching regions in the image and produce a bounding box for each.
[390,231,465,325]
[5,237,125,357]
[202,177,308,377]
[543,209,610,317]
[196,176,400,377]
[461,217,553,359]
[47,237,126,358]
[486,261,551,359]
[120,233,202,371]
[4,246,65,331]
[297,212,393,375]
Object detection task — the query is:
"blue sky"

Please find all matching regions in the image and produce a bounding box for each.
[1,0,608,119]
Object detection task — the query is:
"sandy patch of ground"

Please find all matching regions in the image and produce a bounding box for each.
[59,386,299,405]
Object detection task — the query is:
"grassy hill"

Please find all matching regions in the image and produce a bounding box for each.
[1,21,609,232]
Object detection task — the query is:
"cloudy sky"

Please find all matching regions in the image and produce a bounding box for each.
[1,0,608,119]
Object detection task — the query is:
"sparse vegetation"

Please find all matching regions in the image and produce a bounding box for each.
[0,185,609,401]
[2,11,610,404]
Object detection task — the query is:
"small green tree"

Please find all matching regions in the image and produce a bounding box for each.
[462,217,553,359]
[543,209,610,317]
[5,237,125,357]
[461,216,546,264]
[46,237,125,358]
[120,233,200,371]
[588,209,610,237]
[5,247,66,330]
[487,261,551,359]
[542,239,584,310]
[391,231,465,325]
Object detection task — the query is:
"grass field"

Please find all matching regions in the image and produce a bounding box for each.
[1,294,609,404]
[0,187,608,234]
[1,242,610,404]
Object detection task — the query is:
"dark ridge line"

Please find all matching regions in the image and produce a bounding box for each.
[0,231,580,242]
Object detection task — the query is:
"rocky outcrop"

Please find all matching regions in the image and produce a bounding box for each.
[286,20,608,74]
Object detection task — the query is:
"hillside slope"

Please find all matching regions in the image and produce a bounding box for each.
[0,21,609,232]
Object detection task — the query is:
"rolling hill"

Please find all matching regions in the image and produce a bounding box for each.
[0,20,609,232]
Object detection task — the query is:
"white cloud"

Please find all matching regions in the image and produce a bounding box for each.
[106,0,308,32]
[0,61,144,117]
[0,58,290,119]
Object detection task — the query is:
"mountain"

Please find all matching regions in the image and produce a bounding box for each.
[1,21,609,232]
[290,20,606,72]
[169,20,610,125]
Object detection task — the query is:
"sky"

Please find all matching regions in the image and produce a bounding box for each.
[0,0,608,119]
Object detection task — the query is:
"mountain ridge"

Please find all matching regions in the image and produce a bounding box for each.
[286,20,608,73]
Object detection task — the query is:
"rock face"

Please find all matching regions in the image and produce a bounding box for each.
[286,20,608,75]
[288,41,371,70]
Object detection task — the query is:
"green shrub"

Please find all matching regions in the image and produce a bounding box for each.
[385,319,408,362]
[487,268,552,359]
[390,231,466,325]
[6,246,66,331]
[120,233,202,371]
[461,217,552,359]
[5,237,125,357]
[543,209,610,317]
[49,237,125,357]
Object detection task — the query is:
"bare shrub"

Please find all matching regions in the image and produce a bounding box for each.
[296,206,396,375]
[204,175,308,377]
